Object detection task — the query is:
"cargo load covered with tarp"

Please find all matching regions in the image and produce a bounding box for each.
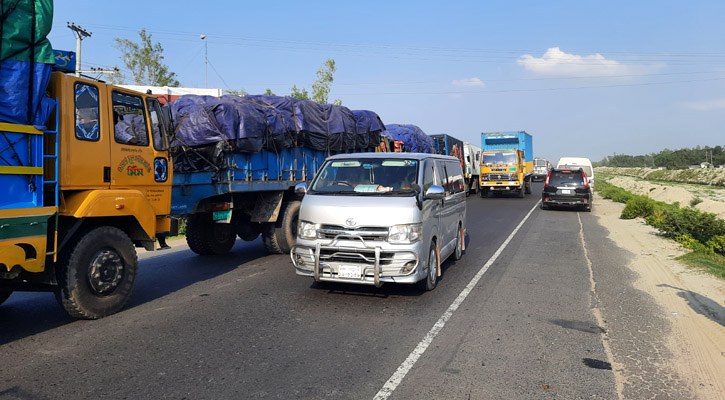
[0,0,55,128]
[168,94,385,172]
[381,124,434,154]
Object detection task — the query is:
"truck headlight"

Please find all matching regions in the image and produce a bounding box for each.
[387,223,422,244]
[298,221,319,239]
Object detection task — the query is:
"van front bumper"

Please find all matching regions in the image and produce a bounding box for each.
[290,239,421,287]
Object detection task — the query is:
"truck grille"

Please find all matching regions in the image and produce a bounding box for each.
[487,173,515,181]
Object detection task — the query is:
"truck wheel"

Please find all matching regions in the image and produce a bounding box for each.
[525,180,532,194]
[262,201,301,254]
[186,214,236,255]
[479,188,488,198]
[416,242,438,291]
[56,226,138,319]
[186,214,212,255]
[518,187,525,198]
[0,290,12,306]
[470,180,478,195]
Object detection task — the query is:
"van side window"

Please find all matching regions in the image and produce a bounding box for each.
[74,83,100,141]
[446,161,464,194]
[435,161,449,193]
[422,161,435,192]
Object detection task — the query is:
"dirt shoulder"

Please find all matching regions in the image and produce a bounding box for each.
[593,195,725,399]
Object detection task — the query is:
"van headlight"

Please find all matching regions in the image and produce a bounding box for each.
[298,221,319,239]
[387,223,422,244]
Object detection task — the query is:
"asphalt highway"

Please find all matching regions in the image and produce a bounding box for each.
[0,182,689,399]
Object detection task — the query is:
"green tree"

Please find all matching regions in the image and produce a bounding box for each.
[289,84,310,100]
[311,58,341,105]
[114,29,180,86]
[264,88,276,96]
[226,88,249,96]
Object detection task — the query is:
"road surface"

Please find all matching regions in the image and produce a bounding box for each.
[0,183,691,399]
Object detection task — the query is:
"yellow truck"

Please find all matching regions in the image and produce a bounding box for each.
[0,71,174,318]
[478,131,534,198]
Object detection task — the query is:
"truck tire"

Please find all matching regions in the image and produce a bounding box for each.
[56,226,138,319]
[518,187,525,198]
[262,201,301,254]
[479,188,488,198]
[186,213,236,255]
[525,179,532,194]
[0,290,12,306]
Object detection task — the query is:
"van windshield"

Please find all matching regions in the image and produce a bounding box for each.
[310,158,419,195]
[482,151,517,166]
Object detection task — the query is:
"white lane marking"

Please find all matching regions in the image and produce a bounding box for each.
[373,201,542,400]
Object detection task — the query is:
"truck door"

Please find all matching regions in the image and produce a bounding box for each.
[107,89,171,214]
[61,80,111,189]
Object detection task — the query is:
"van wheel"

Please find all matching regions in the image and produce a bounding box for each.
[453,226,463,261]
[263,201,301,254]
[187,214,236,255]
[416,242,438,291]
[0,290,12,306]
[56,226,138,319]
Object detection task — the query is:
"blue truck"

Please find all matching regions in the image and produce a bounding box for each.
[167,95,385,255]
[479,131,534,198]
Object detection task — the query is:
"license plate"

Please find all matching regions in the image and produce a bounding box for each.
[213,210,232,221]
[338,265,362,279]
[561,189,572,194]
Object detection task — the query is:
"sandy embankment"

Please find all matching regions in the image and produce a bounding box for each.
[594,196,725,399]
[607,176,725,220]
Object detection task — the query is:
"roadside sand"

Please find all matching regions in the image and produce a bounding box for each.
[607,176,725,219]
[594,196,725,399]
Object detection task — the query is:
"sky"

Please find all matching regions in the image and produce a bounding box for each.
[49,0,725,163]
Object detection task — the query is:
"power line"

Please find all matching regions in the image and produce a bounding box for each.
[334,77,725,96]
[77,22,725,59]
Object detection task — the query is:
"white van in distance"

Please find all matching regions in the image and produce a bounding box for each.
[291,153,466,291]
[556,157,594,188]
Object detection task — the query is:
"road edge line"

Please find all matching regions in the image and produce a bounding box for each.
[373,200,541,400]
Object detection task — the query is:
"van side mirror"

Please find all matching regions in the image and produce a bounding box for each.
[295,182,307,194]
[424,185,445,200]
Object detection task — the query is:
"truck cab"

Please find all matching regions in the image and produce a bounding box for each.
[478,132,533,198]
[1,71,174,318]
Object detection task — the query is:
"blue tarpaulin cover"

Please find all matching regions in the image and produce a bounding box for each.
[0,0,56,128]
[381,124,434,154]
[167,94,385,172]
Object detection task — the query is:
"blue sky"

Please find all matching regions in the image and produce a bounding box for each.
[49,0,724,163]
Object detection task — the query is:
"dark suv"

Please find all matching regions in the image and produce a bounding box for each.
[541,168,592,211]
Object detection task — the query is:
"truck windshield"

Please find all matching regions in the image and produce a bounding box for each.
[310,158,419,195]
[482,151,517,166]
[535,159,547,166]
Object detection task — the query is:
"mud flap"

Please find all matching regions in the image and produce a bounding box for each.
[436,241,441,277]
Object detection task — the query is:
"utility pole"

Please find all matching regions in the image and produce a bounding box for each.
[67,22,91,77]
[200,34,208,88]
